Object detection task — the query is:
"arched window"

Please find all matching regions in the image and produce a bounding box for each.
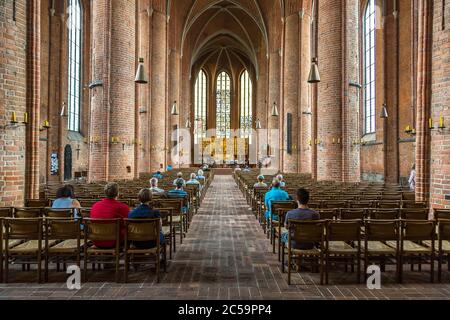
[216,72,231,138]
[194,70,207,144]
[67,0,82,132]
[240,70,253,142]
[363,0,376,134]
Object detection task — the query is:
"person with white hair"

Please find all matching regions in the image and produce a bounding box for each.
[254,175,268,188]
[187,172,202,194]
[276,174,286,187]
[173,172,186,186]
[196,169,206,182]
[149,177,165,194]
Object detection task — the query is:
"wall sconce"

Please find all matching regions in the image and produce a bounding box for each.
[308,139,312,146]
[150,145,158,151]
[332,137,342,144]
[438,115,446,130]
[111,136,120,144]
[2,112,29,129]
[405,125,417,136]
[39,120,51,131]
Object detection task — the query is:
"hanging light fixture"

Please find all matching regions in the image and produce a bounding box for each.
[171,100,179,116]
[271,102,279,117]
[135,58,148,84]
[308,57,321,83]
[256,119,262,129]
[380,103,389,118]
[185,118,191,129]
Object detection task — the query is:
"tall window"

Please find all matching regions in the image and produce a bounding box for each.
[67,0,82,132]
[363,0,376,134]
[194,70,207,144]
[240,70,253,142]
[216,72,231,138]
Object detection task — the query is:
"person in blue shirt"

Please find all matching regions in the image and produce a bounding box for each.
[196,169,206,182]
[173,172,186,186]
[168,180,189,214]
[128,189,165,249]
[52,185,81,219]
[264,178,290,222]
[149,177,165,195]
[153,171,163,179]
[166,164,173,172]
[276,174,286,188]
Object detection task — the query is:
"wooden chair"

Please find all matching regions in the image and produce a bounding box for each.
[44,218,82,282]
[363,220,400,282]
[398,220,435,283]
[14,207,43,218]
[437,220,450,282]
[340,209,365,220]
[83,218,121,282]
[350,201,373,209]
[44,208,74,218]
[434,209,450,221]
[326,220,362,284]
[270,201,297,244]
[285,220,327,285]
[401,208,429,220]
[25,199,50,208]
[369,209,399,220]
[402,201,427,209]
[3,218,45,283]
[123,218,166,283]
[154,208,174,259]
[377,201,401,209]
[79,199,100,208]
[155,199,184,246]
[322,201,348,209]
[318,209,337,220]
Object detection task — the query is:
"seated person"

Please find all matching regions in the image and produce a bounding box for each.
[276,174,286,188]
[152,171,163,179]
[90,182,130,248]
[253,175,268,188]
[283,188,320,250]
[52,185,81,218]
[128,189,165,249]
[167,180,189,214]
[186,172,202,194]
[173,172,186,186]
[243,165,251,172]
[196,169,206,182]
[149,177,165,195]
[166,164,173,172]
[234,165,241,173]
[264,178,290,222]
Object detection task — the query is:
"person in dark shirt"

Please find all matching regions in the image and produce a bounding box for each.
[167,180,189,214]
[283,188,320,250]
[128,189,165,249]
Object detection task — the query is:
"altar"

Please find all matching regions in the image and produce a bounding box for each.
[197,137,249,165]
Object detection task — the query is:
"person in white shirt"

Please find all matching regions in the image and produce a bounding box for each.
[173,172,186,186]
[408,164,416,190]
[254,175,268,188]
[149,178,165,194]
[276,174,286,187]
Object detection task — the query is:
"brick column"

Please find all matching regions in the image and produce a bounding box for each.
[282,11,300,173]
[168,49,181,167]
[317,0,343,181]
[89,0,136,182]
[268,51,281,170]
[430,0,450,209]
[0,0,27,205]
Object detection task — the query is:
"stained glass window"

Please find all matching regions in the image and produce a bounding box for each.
[216,72,231,138]
[194,70,207,144]
[67,0,82,132]
[240,70,252,143]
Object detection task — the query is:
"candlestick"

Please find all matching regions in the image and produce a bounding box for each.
[43,120,50,128]
[429,118,433,129]
[405,125,412,133]
[11,112,17,124]
[23,112,28,124]
[439,115,445,129]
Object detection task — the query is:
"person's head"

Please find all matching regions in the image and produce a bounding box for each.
[177,172,183,178]
[176,180,184,190]
[277,174,284,181]
[198,169,204,176]
[104,182,119,199]
[138,188,152,204]
[190,173,197,180]
[271,178,281,189]
[257,175,265,182]
[150,177,158,187]
[56,185,74,199]
[296,188,310,206]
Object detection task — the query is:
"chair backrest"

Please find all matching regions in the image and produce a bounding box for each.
[340,209,365,220]
[377,201,401,209]
[318,209,336,220]
[350,201,373,209]
[401,220,435,241]
[288,220,326,244]
[79,208,91,218]
[25,199,50,208]
[327,220,361,242]
[14,207,42,218]
[401,208,429,220]
[83,218,120,242]
[124,218,160,243]
[0,207,12,218]
[271,201,297,216]
[402,201,427,209]
[438,220,450,241]
[365,220,399,241]
[434,209,450,221]
[155,199,183,215]
[79,199,100,208]
[44,208,74,218]
[153,208,172,226]
[46,218,81,240]
[370,209,399,220]
[3,218,43,241]
[323,201,347,209]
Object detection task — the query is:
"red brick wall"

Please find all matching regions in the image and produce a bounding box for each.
[0,0,27,206]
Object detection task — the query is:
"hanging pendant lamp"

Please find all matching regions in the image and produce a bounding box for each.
[380,103,389,119]
[308,57,321,83]
[271,102,279,117]
[135,58,148,84]
[256,119,262,129]
[171,101,179,116]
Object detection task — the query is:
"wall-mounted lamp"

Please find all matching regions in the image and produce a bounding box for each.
[256,119,262,129]
[271,102,279,117]
[135,58,148,84]
[380,103,389,119]
[171,101,179,116]
[39,120,51,131]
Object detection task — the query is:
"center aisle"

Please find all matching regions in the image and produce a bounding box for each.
[162,175,299,299]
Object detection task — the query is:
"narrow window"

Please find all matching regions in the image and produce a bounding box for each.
[216,72,231,138]
[363,0,376,134]
[240,70,253,143]
[194,70,207,144]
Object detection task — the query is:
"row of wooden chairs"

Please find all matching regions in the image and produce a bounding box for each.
[283,219,450,285]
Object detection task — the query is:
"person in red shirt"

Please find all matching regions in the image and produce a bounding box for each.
[90,182,130,248]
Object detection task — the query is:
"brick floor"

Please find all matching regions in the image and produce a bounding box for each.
[1,175,450,300]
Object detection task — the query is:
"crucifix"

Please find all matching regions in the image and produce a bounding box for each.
[76,144,81,160]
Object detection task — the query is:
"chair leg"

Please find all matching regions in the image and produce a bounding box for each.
[357,255,361,284]
[156,252,160,283]
[4,253,9,283]
[173,227,176,253]
[124,252,129,283]
[287,251,291,285]
[431,254,435,283]
[438,253,442,282]
[281,245,285,273]
[115,254,120,283]
[325,254,329,285]
[37,253,42,284]
[45,254,49,283]
[164,245,167,273]
[272,232,276,254]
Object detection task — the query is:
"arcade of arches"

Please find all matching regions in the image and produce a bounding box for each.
[0,0,449,211]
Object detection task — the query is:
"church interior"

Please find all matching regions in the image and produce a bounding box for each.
[0,0,449,300]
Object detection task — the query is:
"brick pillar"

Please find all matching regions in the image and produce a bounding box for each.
[168,50,180,167]
[268,51,281,170]
[0,0,27,205]
[342,0,361,182]
[317,0,343,181]
[26,0,41,198]
[282,11,300,173]
[430,0,450,209]
[415,0,433,202]
[89,0,136,182]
